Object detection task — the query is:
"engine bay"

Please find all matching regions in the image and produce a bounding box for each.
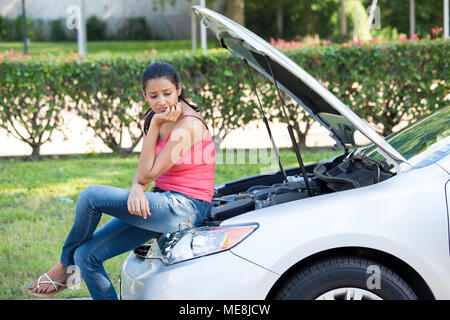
[207,153,394,222]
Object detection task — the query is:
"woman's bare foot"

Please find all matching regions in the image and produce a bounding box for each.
[28,262,69,295]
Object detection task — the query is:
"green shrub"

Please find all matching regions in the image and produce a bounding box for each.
[116,17,152,40]
[30,18,45,41]
[286,40,449,136]
[0,16,14,41]
[1,40,447,158]
[49,19,68,41]
[86,15,107,41]
[12,15,43,41]
[0,56,67,158]
[63,53,145,154]
[0,15,60,41]
[0,15,44,41]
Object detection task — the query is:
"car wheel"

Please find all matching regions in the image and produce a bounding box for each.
[275,256,417,300]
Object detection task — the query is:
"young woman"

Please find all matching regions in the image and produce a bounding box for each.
[27,62,215,300]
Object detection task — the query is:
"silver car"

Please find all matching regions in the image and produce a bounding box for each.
[119,7,450,300]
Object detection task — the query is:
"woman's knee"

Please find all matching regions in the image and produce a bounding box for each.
[77,184,106,209]
[79,185,101,200]
[73,243,102,271]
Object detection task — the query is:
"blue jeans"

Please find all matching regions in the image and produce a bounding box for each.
[60,184,211,300]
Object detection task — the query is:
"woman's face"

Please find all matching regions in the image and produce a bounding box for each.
[143,77,182,114]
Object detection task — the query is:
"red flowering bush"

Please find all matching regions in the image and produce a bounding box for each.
[270,38,304,50]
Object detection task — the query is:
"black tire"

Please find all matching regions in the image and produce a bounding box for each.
[275,256,417,300]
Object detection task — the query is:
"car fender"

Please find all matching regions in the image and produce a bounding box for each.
[437,154,450,175]
[224,163,450,298]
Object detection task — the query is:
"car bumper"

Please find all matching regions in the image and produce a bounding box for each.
[120,250,279,300]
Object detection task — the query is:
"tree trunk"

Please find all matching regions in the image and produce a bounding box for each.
[213,135,223,153]
[275,1,283,37]
[297,134,306,150]
[340,0,347,42]
[409,0,415,38]
[225,0,245,26]
[31,143,41,159]
[191,0,197,50]
[292,121,307,149]
[21,0,28,55]
[211,0,226,14]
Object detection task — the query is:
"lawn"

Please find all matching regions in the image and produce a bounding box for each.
[0,148,341,300]
[0,40,220,56]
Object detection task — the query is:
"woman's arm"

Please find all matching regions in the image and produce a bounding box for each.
[137,114,204,185]
[131,170,149,192]
[137,104,207,185]
[128,169,151,218]
[136,120,161,186]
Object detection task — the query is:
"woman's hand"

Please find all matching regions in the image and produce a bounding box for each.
[152,103,183,126]
[127,184,151,219]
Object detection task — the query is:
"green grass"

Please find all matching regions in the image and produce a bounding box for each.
[0,40,220,57]
[0,148,341,299]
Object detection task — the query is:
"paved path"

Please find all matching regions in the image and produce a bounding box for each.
[0,111,337,157]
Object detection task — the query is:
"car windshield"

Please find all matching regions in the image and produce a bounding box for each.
[363,107,450,169]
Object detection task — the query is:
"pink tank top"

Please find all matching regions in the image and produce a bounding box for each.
[154,114,215,202]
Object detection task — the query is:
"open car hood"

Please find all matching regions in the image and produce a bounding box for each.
[193,6,408,168]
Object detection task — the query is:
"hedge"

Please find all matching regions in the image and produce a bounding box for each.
[0,39,448,157]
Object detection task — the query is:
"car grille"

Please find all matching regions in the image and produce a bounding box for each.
[133,244,151,260]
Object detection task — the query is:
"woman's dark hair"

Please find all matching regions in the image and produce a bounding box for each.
[141,62,200,135]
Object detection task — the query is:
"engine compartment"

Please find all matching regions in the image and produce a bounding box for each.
[206,153,394,222]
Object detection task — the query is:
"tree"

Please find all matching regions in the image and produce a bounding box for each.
[275,1,283,37]
[0,62,66,159]
[245,0,342,42]
[21,0,27,55]
[225,0,245,26]
[340,0,347,42]
[362,0,443,39]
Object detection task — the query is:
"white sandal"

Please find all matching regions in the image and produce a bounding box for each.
[27,272,67,298]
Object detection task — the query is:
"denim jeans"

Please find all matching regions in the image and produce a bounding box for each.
[60,184,211,300]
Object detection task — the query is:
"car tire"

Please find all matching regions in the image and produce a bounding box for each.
[275,256,417,300]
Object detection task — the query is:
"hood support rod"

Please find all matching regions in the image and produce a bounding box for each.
[243,59,288,183]
[265,56,314,197]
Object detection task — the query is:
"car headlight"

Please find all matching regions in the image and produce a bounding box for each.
[149,223,258,265]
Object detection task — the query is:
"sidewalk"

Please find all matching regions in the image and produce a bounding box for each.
[0,112,337,157]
